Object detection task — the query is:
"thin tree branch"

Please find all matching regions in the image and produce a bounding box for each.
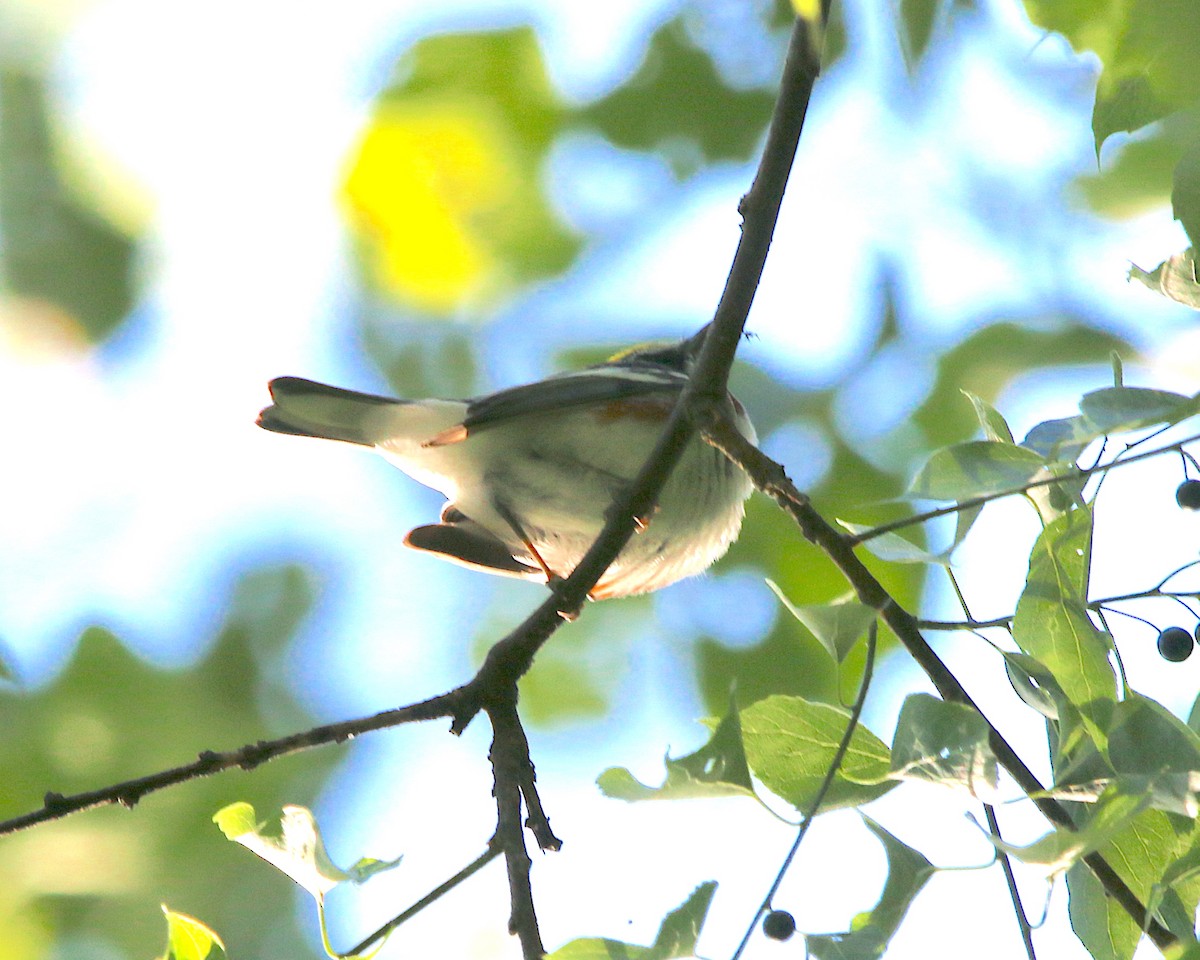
[0,691,458,836]
[849,430,1200,547]
[446,9,824,733]
[985,804,1037,960]
[345,846,502,956]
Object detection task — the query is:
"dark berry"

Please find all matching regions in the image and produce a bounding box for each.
[762,909,796,941]
[1176,480,1200,510]
[1158,627,1194,663]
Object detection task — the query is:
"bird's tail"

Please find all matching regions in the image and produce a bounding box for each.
[257,377,404,446]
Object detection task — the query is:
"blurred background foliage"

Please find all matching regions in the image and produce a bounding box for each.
[0,0,1197,957]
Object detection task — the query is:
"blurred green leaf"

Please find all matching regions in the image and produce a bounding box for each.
[361,324,480,400]
[345,28,579,312]
[1023,0,1200,151]
[0,70,137,342]
[765,580,875,662]
[913,322,1131,451]
[1173,136,1200,247]
[502,597,640,727]
[159,907,226,960]
[740,695,895,812]
[1012,506,1116,735]
[1130,249,1200,309]
[0,566,337,959]
[597,704,755,802]
[806,817,935,960]
[899,0,940,72]
[907,441,1046,501]
[547,881,716,960]
[889,694,998,797]
[580,18,778,176]
[1076,127,1186,216]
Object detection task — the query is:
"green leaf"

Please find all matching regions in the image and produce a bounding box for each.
[740,695,895,812]
[766,580,876,662]
[159,907,226,960]
[907,441,1047,501]
[547,939,652,960]
[1012,506,1116,730]
[1079,386,1197,434]
[1025,0,1200,151]
[962,391,1014,444]
[1068,807,1200,960]
[214,802,401,900]
[1130,249,1200,310]
[1000,650,1062,721]
[597,704,755,802]
[806,817,935,960]
[888,694,998,797]
[1021,416,1095,463]
[838,521,951,566]
[547,881,716,960]
[645,881,717,960]
[1108,694,1200,776]
[988,786,1148,876]
[0,71,139,343]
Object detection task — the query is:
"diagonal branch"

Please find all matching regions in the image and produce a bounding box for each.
[448,9,825,732]
[698,413,1177,950]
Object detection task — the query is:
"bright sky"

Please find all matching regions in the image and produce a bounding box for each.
[3,0,1199,958]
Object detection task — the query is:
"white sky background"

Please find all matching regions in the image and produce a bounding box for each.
[2,0,1200,958]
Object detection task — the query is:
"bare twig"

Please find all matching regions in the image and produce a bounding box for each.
[0,691,458,836]
[850,430,1200,547]
[985,804,1037,960]
[345,846,501,956]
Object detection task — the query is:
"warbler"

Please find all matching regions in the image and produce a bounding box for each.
[257,325,756,599]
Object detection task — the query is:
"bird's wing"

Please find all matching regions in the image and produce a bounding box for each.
[425,363,686,447]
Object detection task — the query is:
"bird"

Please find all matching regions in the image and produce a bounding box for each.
[256,325,756,599]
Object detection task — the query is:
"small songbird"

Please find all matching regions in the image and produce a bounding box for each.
[257,325,755,599]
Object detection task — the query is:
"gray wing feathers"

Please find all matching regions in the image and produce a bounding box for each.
[460,364,684,434]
